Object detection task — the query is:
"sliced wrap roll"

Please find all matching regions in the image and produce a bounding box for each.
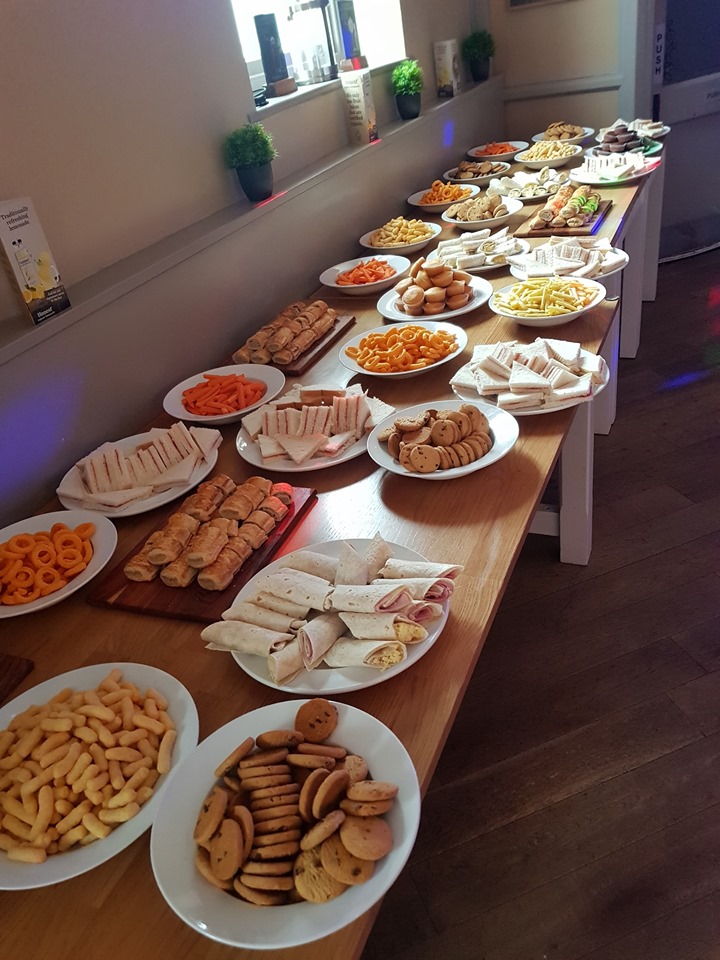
[361,533,392,581]
[370,577,454,602]
[298,612,346,669]
[201,620,292,657]
[268,638,304,685]
[377,559,464,581]
[334,541,369,586]
[338,611,428,644]
[275,549,339,583]
[251,592,311,619]
[222,600,305,634]
[323,637,407,670]
[257,569,333,611]
[328,583,413,614]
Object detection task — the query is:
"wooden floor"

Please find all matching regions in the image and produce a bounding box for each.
[362,248,720,960]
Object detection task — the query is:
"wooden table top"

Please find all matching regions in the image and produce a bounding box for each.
[0,160,640,959]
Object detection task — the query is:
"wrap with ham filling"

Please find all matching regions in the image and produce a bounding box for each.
[323,637,407,670]
[256,569,333,611]
[370,577,454,602]
[268,639,304,684]
[201,621,292,657]
[328,583,413,613]
[377,559,464,581]
[251,592,311,619]
[403,600,444,623]
[297,613,346,669]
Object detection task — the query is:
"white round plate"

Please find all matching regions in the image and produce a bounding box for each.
[367,399,518,479]
[569,157,662,186]
[509,248,628,282]
[150,699,421,949]
[532,126,594,145]
[441,195,524,231]
[467,141,529,162]
[443,162,511,185]
[319,255,410,296]
[230,539,450,694]
[359,221,442,256]
[0,510,117,619]
[452,349,610,416]
[407,184,480,214]
[514,144,583,170]
[464,239,531,273]
[338,321,468,379]
[163,364,286,425]
[495,180,572,204]
[376,276,493,322]
[58,432,218,518]
[0,662,199,889]
[235,427,367,474]
[490,278,607,327]
[596,125,670,141]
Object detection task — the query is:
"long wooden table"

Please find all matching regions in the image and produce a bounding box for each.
[0,161,654,959]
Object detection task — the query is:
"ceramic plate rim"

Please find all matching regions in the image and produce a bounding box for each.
[531,126,594,145]
[162,364,286,425]
[230,538,449,694]
[509,247,628,282]
[440,195,524,230]
[149,699,421,948]
[443,162,512,184]
[489,278,607,325]
[358,222,442,254]
[337,321,468,379]
[318,255,411,295]
[568,158,662,186]
[0,662,199,889]
[451,347,610,416]
[0,510,117,619]
[367,398,519,479]
[376,276,493,322]
[58,432,218,518]
[467,141,529,162]
[235,425,368,474]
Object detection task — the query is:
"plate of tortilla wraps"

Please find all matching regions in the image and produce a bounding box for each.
[199,536,461,694]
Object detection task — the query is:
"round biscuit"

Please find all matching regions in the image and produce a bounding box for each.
[213,736,254,778]
[293,846,348,903]
[320,832,375,886]
[299,767,330,823]
[339,815,393,862]
[233,878,286,905]
[255,729,305,750]
[300,809,346,851]
[346,780,399,802]
[312,769,351,820]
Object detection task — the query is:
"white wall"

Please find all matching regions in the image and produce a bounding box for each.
[0,0,499,524]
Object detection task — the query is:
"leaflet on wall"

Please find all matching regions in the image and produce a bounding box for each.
[340,68,379,145]
[0,197,71,326]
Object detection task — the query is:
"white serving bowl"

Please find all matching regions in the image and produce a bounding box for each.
[338,321,468,379]
[407,183,480,214]
[163,364,286,425]
[531,126,594,145]
[359,221,442,256]
[441,195,524,232]
[467,141,529,163]
[514,144,583,170]
[443,162,511,185]
[319,255,410,296]
[489,277,607,327]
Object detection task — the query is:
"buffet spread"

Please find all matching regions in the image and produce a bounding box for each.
[1,108,664,954]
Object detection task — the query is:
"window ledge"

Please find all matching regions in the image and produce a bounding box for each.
[0,75,503,368]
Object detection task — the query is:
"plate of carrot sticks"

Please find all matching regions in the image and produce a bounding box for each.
[0,510,117,618]
[163,365,286,425]
[319,255,410,296]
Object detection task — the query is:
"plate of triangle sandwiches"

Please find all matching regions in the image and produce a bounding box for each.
[450,337,609,415]
[56,422,222,516]
[235,383,395,473]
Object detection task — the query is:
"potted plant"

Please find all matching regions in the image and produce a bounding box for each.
[391,59,424,120]
[222,122,278,203]
[461,30,495,83]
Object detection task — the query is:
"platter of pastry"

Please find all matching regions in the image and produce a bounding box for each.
[490,168,571,202]
[86,476,317,623]
[531,123,594,144]
[202,535,457,694]
[339,322,467,379]
[515,185,612,237]
[56,424,221,517]
[235,383,394,473]
[163,365,286,425]
[0,661,199,889]
[433,229,530,273]
[0,510,117,619]
[377,273,493,322]
[367,400,518,479]
[441,194,523,230]
[149,697,421,948]
[450,337,609,415]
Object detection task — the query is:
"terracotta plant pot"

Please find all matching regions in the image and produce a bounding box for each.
[395,93,421,121]
[236,162,274,202]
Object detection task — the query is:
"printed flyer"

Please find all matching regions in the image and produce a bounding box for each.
[0,197,71,325]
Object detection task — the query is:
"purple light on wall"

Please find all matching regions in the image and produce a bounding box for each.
[443,120,455,148]
[0,371,83,505]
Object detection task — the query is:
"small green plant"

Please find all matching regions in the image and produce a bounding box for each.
[222,122,278,170]
[461,30,495,66]
[391,59,424,96]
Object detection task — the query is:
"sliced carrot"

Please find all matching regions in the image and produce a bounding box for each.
[336,258,397,286]
[181,373,267,416]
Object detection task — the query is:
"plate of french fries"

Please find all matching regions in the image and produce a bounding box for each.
[0,662,199,889]
[489,277,607,327]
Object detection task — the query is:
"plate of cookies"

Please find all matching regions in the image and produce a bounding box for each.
[377,270,493,323]
[149,698,421,949]
[367,399,519,479]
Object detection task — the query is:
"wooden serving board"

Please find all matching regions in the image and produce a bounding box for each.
[280,313,356,376]
[0,654,34,706]
[514,199,613,238]
[86,486,317,624]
